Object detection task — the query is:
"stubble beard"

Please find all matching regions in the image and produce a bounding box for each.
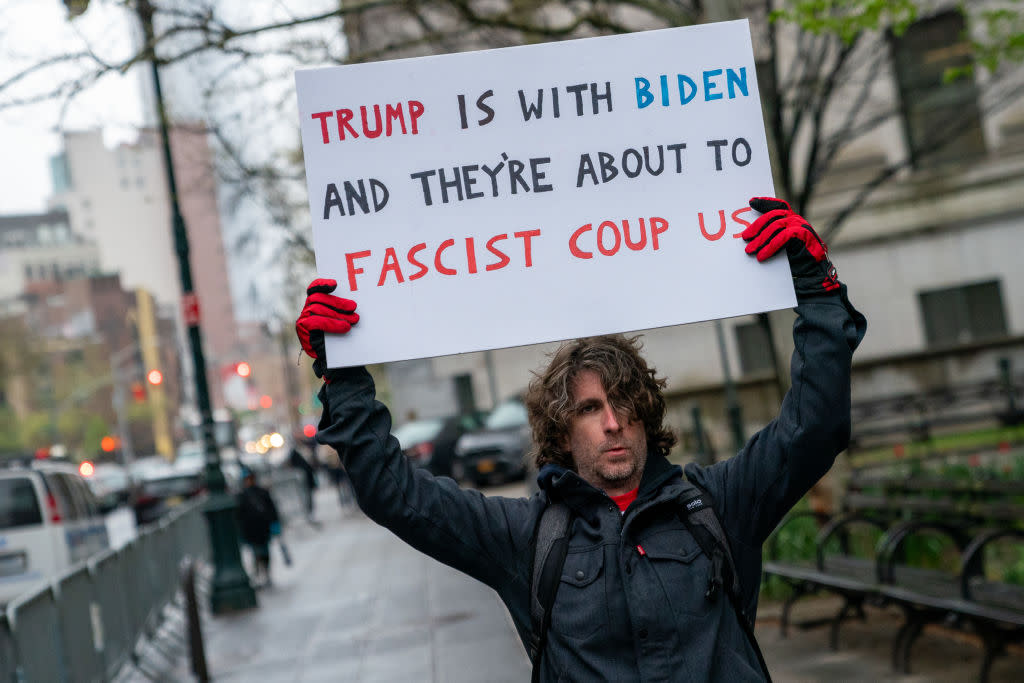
[579,439,647,492]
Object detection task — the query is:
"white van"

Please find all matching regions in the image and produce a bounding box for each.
[0,462,109,605]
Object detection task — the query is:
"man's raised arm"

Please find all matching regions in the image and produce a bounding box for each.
[685,197,868,547]
[295,279,537,595]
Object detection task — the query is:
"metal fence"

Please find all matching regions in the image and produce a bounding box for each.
[0,500,209,683]
[0,470,309,682]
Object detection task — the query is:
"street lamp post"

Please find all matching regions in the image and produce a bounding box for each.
[134,0,256,612]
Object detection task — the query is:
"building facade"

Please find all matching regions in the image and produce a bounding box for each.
[0,210,101,301]
[48,127,242,409]
[339,2,1024,456]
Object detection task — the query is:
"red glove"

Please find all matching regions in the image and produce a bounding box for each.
[742,197,840,296]
[296,279,359,377]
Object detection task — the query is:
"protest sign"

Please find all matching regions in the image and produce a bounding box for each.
[295,19,795,367]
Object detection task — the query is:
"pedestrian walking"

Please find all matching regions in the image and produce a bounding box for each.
[294,197,867,681]
[287,441,318,522]
[321,449,355,511]
[236,468,281,587]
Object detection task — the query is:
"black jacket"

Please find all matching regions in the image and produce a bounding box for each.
[316,287,866,682]
[237,485,280,546]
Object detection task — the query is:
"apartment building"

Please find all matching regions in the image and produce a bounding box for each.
[48,127,243,409]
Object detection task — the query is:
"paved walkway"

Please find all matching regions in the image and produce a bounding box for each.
[170,486,530,682]
[168,486,1023,682]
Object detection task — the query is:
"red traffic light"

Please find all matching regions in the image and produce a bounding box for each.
[302,424,316,439]
[236,362,251,378]
[147,369,163,385]
[131,382,146,402]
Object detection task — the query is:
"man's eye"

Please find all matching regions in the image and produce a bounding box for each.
[579,404,598,414]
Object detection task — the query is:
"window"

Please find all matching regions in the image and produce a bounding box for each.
[42,473,80,520]
[484,400,528,429]
[890,10,986,166]
[734,319,774,375]
[0,478,43,529]
[49,153,71,193]
[919,280,1008,347]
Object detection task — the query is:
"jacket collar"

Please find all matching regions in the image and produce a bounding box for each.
[537,453,683,507]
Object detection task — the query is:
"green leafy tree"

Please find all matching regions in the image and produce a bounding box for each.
[83,415,112,455]
[0,405,22,453]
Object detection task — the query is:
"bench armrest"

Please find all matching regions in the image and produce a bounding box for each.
[875,519,969,584]
[959,527,1024,600]
[815,513,888,571]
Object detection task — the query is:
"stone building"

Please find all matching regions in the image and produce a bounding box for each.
[340,1,1024,457]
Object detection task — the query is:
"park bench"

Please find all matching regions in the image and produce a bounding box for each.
[762,471,1024,680]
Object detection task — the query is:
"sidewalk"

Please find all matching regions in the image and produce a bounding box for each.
[169,486,1023,682]
[171,487,530,682]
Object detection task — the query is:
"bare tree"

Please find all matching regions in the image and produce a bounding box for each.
[1,0,1019,304]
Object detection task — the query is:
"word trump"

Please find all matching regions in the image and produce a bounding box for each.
[311,101,425,143]
[343,230,541,291]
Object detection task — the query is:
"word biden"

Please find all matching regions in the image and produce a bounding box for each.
[635,67,749,108]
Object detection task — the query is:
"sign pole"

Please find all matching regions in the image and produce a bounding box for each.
[137,0,256,613]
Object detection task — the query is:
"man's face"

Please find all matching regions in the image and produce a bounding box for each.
[562,370,648,496]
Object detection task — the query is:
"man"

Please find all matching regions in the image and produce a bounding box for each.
[296,197,866,681]
[236,468,281,587]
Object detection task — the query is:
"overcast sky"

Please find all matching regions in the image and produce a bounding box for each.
[0,0,145,214]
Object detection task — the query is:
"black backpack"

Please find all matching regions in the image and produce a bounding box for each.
[528,486,772,683]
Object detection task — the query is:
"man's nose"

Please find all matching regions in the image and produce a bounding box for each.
[602,405,622,432]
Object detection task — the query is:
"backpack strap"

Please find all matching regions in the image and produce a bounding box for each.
[528,501,572,683]
[678,488,773,683]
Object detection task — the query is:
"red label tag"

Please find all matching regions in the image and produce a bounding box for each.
[182,293,201,326]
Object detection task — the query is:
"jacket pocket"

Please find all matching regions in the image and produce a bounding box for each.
[637,529,712,617]
[550,547,608,641]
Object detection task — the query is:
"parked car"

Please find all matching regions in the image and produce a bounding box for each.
[129,453,205,525]
[392,413,486,478]
[0,462,109,606]
[452,398,531,486]
[84,462,134,513]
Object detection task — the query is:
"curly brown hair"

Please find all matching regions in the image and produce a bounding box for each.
[525,334,676,471]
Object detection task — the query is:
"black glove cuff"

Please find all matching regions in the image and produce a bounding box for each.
[313,356,346,383]
[791,252,841,297]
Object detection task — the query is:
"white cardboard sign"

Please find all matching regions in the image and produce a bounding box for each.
[295,20,795,367]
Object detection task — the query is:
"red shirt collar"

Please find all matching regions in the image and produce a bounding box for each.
[610,487,638,512]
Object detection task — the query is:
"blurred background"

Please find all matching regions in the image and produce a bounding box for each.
[0,2,1023,679]
[0,0,1020,531]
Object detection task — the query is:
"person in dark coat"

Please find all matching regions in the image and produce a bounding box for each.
[294,197,867,681]
[236,468,281,587]
[288,442,318,520]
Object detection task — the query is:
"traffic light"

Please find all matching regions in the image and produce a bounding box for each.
[131,382,146,402]
[147,369,163,385]
[236,362,251,378]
